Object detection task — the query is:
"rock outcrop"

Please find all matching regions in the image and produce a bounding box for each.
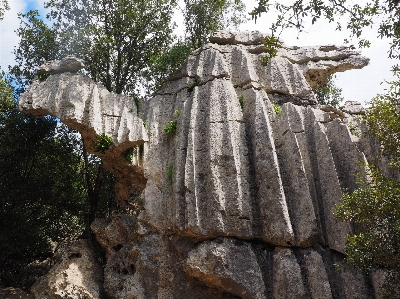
[19,30,380,298]
[30,240,104,299]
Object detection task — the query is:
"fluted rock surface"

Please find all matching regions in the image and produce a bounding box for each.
[19,31,380,298]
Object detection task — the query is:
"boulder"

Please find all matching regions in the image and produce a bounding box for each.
[186,238,266,299]
[36,56,85,75]
[30,240,104,299]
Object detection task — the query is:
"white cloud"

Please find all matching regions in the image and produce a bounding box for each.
[0,0,51,72]
[0,0,26,71]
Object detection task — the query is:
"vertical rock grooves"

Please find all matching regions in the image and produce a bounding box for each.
[19,31,380,298]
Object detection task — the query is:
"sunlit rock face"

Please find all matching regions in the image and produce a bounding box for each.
[20,31,380,299]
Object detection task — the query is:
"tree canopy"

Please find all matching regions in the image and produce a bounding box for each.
[0,0,9,21]
[183,0,247,49]
[0,75,86,288]
[251,0,400,60]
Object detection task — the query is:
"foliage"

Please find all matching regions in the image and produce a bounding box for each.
[261,35,282,65]
[0,78,87,289]
[44,0,176,97]
[347,121,360,137]
[142,0,247,94]
[94,133,113,154]
[164,120,177,135]
[38,72,51,82]
[238,95,244,109]
[366,77,400,169]
[272,103,281,116]
[183,0,247,49]
[0,0,9,21]
[335,166,400,298]
[143,41,193,93]
[313,75,344,107]
[123,147,134,163]
[10,0,176,98]
[251,1,400,59]
[187,77,198,92]
[164,110,180,135]
[334,75,400,298]
[133,95,141,115]
[10,10,60,96]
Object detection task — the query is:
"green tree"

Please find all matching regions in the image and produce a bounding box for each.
[46,0,176,96]
[0,75,86,289]
[11,10,60,95]
[313,75,344,107]
[143,0,247,93]
[0,0,9,20]
[143,40,193,93]
[183,0,247,49]
[335,76,400,298]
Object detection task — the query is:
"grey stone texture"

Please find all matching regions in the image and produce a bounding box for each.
[30,240,104,299]
[19,30,378,298]
[36,56,85,75]
[186,238,266,299]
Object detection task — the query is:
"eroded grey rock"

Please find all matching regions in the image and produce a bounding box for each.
[37,56,85,75]
[186,238,266,299]
[19,30,377,299]
[303,250,333,299]
[19,72,148,209]
[273,248,308,299]
[341,100,366,115]
[30,240,104,299]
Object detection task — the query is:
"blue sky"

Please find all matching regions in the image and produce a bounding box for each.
[0,0,396,105]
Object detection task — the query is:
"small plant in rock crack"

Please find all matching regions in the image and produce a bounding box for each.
[164,110,179,135]
[143,121,147,128]
[348,122,360,137]
[272,103,282,116]
[238,95,244,109]
[261,35,282,66]
[187,77,198,92]
[94,133,113,153]
[38,71,51,82]
[123,147,134,162]
[164,120,177,135]
[167,163,173,185]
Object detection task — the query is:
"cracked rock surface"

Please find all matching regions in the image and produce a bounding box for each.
[19,30,380,298]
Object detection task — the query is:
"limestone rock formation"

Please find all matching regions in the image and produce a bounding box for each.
[30,240,104,299]
[19,30,379,298]
[36,56,85,76]
[20,70,148,208]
